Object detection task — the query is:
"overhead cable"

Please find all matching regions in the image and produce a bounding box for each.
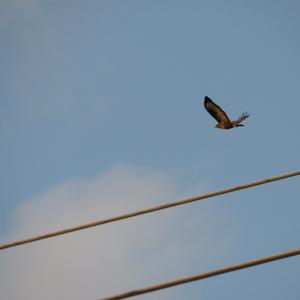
[1,170,299,251]
[100,248,300,300]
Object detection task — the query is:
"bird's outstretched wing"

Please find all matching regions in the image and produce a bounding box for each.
[231,112,250,127]
[204,96,231,125]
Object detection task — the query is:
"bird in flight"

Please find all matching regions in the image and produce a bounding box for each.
[204,96,249,129]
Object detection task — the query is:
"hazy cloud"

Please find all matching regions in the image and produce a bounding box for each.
[0,165,234,299]
[0,0,41,29]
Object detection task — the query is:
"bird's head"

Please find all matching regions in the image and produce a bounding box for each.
[215,124,221,129]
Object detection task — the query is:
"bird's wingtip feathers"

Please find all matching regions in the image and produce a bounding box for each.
[204,96,212,105]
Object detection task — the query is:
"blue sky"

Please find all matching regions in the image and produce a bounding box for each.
[1,1,300,299]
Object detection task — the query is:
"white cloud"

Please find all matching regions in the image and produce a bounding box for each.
[0,165,234,300]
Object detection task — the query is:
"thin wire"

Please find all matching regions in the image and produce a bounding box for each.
[100,248,300,300]
[1,170,299,251]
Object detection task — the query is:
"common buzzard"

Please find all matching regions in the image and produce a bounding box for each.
[204,96,249,129]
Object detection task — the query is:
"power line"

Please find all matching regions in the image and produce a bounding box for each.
[0,170,299,251]
[100,248,300,300]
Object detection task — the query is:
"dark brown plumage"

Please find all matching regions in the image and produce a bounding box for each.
[204,96,249,129]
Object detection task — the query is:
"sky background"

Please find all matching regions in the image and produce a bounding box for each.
[0,0,300,299]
